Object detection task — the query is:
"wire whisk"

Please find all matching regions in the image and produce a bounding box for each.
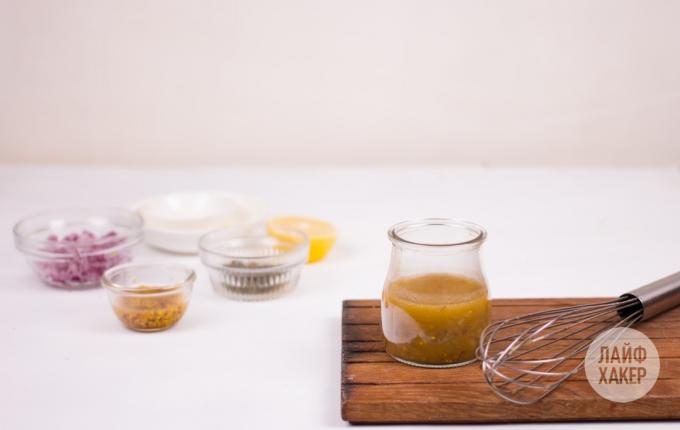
[477,272,680,404]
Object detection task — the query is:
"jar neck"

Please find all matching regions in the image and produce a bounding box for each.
[388,242,485,283]
[390,242,483,264]
[386,218,486,282]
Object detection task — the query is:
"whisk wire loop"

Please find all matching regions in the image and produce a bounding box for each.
[478,296,644,405]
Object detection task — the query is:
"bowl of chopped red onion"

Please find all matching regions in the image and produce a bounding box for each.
[13,208,144,288]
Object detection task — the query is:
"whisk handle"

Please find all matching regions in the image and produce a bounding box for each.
[623,271,680,321]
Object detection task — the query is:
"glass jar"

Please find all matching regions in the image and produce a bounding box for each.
[381,218,490,368]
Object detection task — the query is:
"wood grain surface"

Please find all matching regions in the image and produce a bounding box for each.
[341,298,680,424]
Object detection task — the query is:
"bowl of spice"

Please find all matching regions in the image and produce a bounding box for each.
[199,227,309,300]
[102,263,195,332]
[13,208,144,288]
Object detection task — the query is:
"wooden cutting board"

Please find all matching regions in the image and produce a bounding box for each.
[341,298,680,424]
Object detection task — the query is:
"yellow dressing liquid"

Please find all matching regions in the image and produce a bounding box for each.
[382,273,490,366]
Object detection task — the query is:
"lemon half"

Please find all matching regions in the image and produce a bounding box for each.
[267,216,336,263]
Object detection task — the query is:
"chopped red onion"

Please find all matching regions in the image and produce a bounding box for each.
[36,230,132,287]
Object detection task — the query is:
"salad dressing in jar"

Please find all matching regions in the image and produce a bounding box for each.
[381,219,489,368]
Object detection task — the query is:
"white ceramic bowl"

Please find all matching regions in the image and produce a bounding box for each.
[133,192,264,254]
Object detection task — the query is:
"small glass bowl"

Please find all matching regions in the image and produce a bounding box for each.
[199,227,309,300]
[13,208,144,288]
[102,263,195,332]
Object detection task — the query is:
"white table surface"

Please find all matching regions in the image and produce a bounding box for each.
[1,165,679,430]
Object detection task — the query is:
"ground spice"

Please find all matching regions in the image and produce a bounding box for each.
[112,287,187,331]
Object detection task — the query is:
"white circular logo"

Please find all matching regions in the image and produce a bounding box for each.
[585,327,659,403]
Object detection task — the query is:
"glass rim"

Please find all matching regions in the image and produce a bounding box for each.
[101,262,196,293]
[198,228,309,261]
[13,207,144,257]
[388,218,487,248]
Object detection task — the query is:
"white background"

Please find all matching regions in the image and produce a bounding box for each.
[2,1,680,428]
[2,0,680,165]
[1,165,680,429]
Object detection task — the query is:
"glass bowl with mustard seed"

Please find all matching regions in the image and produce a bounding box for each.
[102,263,195,332]
[199,226,309,300]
